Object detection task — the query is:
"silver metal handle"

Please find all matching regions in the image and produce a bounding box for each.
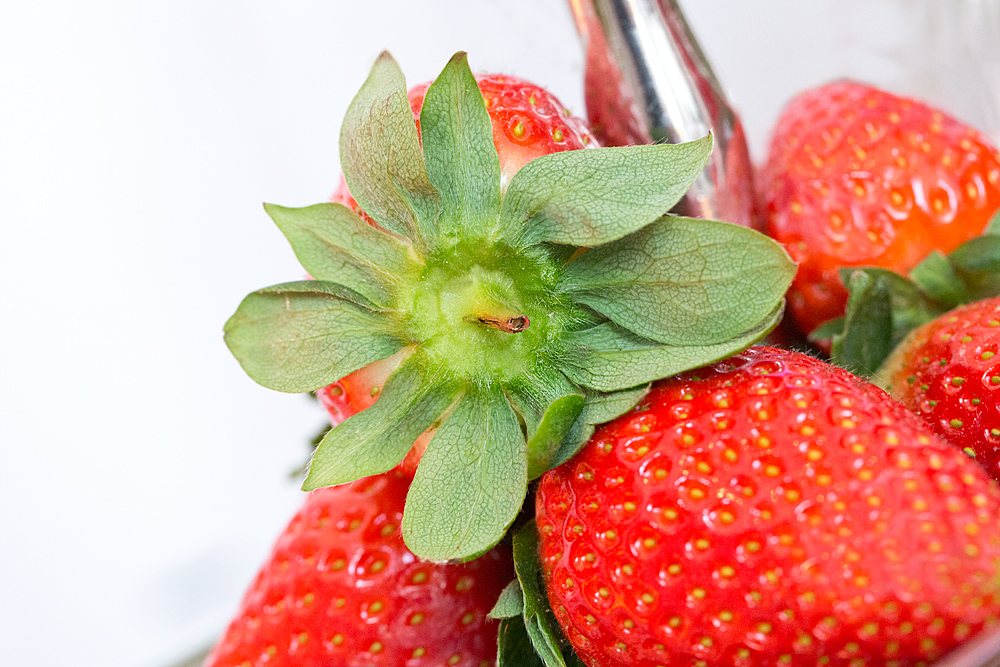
[933,625,1000,667]
[569,0,757,229]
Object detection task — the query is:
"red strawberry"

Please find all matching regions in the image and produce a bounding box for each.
[227,50,792,568]
[762,81,1000,339]
[316,352,403,427]
[204,470,513,667]
[536,346,1000,666]
[329,72,596,223]
[319,73,596,428]
[414,73,597,189]
[317,73,598,427]
[877,296,1000,481]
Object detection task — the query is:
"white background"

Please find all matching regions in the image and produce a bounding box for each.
[3,2,999,666]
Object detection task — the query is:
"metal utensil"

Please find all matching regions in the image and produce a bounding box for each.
[568,0,757,229]
[932,625,1000,667]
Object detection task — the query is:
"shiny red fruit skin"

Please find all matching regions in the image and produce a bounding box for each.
[205,470,513,667]
[316,353,403,427]
[762,81,1000,338]
[320,73,597,426]
[880,296,1000,481]
[410,73,597,189]
[536,347,1000,667]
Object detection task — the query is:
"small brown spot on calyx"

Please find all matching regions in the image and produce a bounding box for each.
[466,314,530,333]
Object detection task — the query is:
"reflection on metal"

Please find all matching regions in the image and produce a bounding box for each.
[569,0,757,229]
[933,626,1000,667]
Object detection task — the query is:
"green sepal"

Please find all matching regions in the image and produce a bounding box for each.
[551,383,651,469]
[829,271,894,376]
[950,235,1000,273]
[808,316,845,345]
[909,250,969,307]
[489,579,524,619]
[499,136,713,247]
[949,234,1000,300]
[513,520,576,667]
[506,371,585,480]
[830,268,947,375]
[264,202,420,306]
[540,243,580,265]
[823,211,1000,375]
[420,52,502,242]
[826,208,1000,375]
[557,301,783,392]
[402,384,527,562]
[497,618,547,667]
[224,281,407,393]
[303,353,461,489]
[339,51,441,244]
[985,207,1000,235]
[561,215,795,345]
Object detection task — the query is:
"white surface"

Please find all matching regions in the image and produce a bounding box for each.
[2,2,998,667]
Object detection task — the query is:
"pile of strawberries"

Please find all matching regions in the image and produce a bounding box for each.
[211,50,1000,667]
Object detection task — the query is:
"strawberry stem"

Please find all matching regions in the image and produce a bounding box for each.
[465,314,530,333]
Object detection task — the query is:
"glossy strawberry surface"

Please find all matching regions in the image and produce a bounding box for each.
[536,347,1000,667]
[319,72,597,426]
[316,353,403,427]
[413,73,596,189]
[879,296,1000,481]
[204,470,513,667]
[762,82,1000,338]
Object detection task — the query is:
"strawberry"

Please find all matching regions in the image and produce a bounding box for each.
[761,81,1000,339]
[316,352,403,427]
[440,73,597,189]
[535,346,1000,666]
[204,469,514,667]
[317,72,598,426]
[225,50,793,567]
[877,296,1000,481]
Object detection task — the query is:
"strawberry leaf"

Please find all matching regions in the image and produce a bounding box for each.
[499,136,713,247]
[950,235,1000,300]
[513,520,574,667]
[808,316,845,345]
[506,371,585,479]
[562,215,795,345]
[402,385,527,562]
[830,271,894,375]
[823,207,1000,378]
[909,250,969,307]
[497,618,546,667]
[830,268,947,375]
[576,383,652,424]
[303,354,461,489]
[557,301,783,392]
[264,202,419,306]
[489,579,524,619]
[551,383,651,469]
[420,52,502,242]
[223,281,407,393]
[986,207,1000,235]
[950,235,1000,273]
[339,51,441,244]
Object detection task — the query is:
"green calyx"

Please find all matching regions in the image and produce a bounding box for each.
[224,50,795,562]
[818,208,1000,377]
[488,521,582,667]
[407,239,569,383]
